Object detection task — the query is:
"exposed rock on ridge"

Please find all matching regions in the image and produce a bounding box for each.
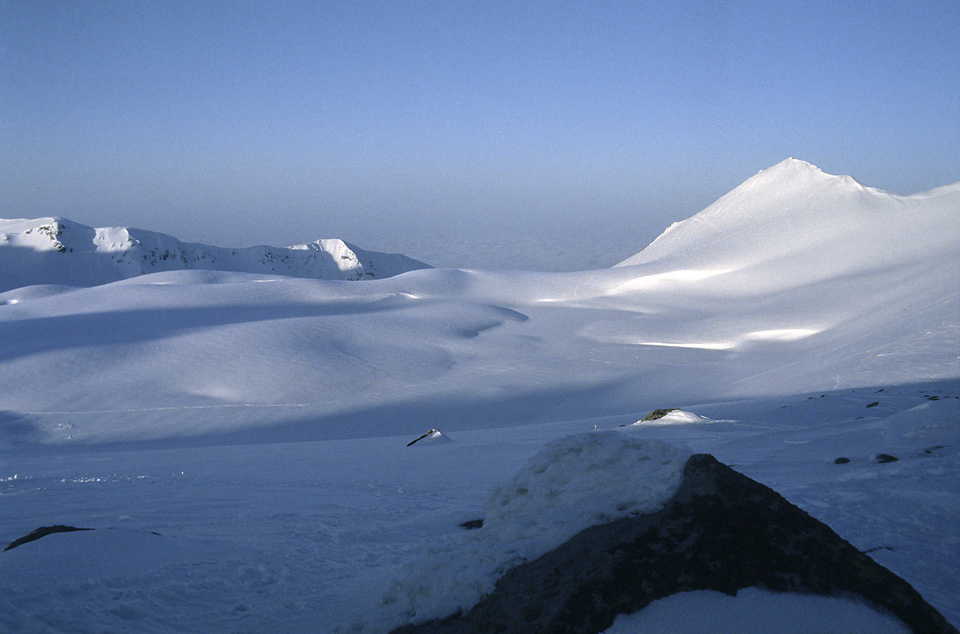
[391,453,956,634]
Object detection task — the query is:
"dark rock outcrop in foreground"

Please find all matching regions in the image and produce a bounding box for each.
[392,454,956,634]
[4,525,93,551]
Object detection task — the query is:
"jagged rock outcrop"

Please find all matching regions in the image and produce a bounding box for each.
[391,454,956,634]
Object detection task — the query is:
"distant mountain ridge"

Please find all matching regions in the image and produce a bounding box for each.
[0,217,431,292]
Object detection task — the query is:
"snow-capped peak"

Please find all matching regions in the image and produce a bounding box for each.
[615,159,959,289]
[740,157,869,195]
[0,217,431,292]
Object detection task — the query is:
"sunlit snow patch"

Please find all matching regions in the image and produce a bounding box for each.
[371,432,691,629]
[635,340,737,350]
[631,327,822,350]
[745,328,822,342]
[609,268,733,294]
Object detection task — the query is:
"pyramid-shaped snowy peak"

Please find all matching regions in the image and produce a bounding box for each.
[615,159,960,291]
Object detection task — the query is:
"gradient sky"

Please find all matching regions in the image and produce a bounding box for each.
[2,1,958,270]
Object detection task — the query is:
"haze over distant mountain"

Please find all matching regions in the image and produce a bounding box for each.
[0,217,430,292]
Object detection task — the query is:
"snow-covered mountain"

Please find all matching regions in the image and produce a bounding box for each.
[0,217,430,292]
[1,160,958,633]
[618,158,959,281]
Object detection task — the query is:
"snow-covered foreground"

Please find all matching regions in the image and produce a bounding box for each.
[0,159,957,632]
[1,385,957,633]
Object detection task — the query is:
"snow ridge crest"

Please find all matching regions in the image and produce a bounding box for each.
[0,216,430,293]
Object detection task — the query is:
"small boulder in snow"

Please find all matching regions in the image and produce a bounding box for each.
[406,429,453,447]
[633,408,709,425]
[642,408,678,421]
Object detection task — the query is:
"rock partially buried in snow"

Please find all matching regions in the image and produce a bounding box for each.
[376,433,690,627]
[631,408,710,425]
[4,525,94,551]
[390,452,956,634]
[406,429,454,447]
[642,408,678,421]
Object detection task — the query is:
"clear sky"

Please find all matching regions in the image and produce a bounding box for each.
[2,1,958,270]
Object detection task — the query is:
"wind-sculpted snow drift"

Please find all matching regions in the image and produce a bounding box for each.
[0,217,430,292]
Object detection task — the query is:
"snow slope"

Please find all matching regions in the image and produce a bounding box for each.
[1,160,955,446]
[0,159,957,632]
[0,217,430,291]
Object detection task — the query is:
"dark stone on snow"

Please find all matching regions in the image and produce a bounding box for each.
[866,401,880,408]
[876,453,899,463]
[834,457,851,464]
[407,429,437,447]
[390,454,956,634]
[640,408,678,421]
[460,519,484,530]
[4,525,94,551]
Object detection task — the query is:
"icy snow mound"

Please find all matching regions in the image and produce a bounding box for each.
[0,216,430,292]
[369,432,690,630]
[482,432,690,539]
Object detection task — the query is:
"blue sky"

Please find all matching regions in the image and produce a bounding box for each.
[2,1,958,269]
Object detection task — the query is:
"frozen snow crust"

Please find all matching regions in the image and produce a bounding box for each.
[374,433,690,627]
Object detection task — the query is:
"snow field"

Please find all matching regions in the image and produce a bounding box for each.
[2,384,956,633]
[0,159,957,632]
